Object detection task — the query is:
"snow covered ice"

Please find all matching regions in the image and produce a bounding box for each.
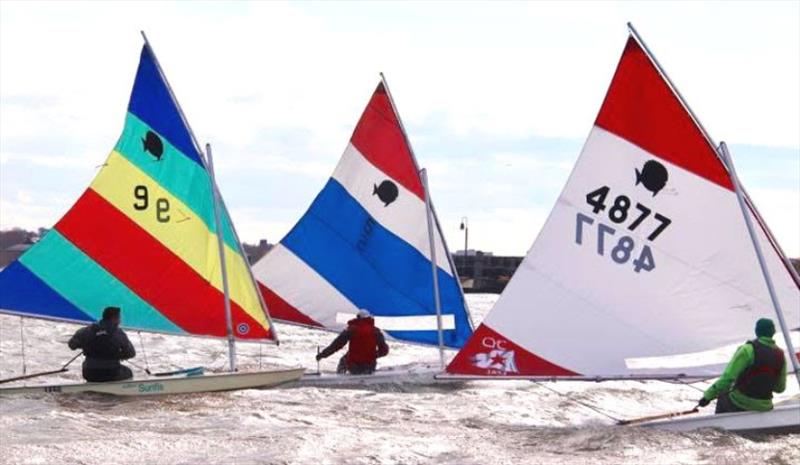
[1,294,798,465]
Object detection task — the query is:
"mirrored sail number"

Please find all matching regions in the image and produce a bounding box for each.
[586,186,671,241]
[133,185,170,223]
[575,213,655,273]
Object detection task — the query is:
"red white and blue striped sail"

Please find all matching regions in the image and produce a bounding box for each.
[253,81,473,348]
[447,33,800,378]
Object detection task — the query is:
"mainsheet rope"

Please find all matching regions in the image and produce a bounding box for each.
[19,317,27,375]
[137,331,152,375]
[677,380,708,394]
[531,381,623,423]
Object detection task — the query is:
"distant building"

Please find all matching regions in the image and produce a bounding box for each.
[242,239,272,264]
[0,240,35,269]
[454,249,492,257]
[453,251,523,294]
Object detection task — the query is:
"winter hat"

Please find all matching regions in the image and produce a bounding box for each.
[755,318,775,338]
[103,306,121,320]
[357,309,371,319]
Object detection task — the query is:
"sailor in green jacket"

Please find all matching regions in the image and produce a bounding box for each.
[699,318,787,414]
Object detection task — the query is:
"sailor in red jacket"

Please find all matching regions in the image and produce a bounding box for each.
[316,309,389,375]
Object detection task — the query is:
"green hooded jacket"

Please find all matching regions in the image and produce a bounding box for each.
[702,336,787,411]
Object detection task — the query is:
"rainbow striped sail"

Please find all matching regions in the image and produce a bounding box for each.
[0,42,274,341]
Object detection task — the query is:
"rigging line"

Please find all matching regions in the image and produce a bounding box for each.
[203,344,229,372]
[674,379,708,394]
[137,331,152,375]
[19,317,27,375]
[127,359,149,374]
[61,351,82,370]
[531,381,623,423]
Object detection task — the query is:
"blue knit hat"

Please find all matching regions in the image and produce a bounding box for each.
[755,318,775,338]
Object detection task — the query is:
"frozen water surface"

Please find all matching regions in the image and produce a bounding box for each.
[1,294,798,465]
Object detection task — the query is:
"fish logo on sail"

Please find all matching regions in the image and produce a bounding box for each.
[635,160,668,196]
[373,180,399,207]
[142,130,164,160]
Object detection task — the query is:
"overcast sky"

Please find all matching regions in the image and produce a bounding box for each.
[1,1,798,257]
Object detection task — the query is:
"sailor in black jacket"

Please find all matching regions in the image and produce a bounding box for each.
[68,306,136,382]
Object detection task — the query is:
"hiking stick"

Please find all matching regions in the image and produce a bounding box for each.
[617,406,700,426]
[0,352,82,384]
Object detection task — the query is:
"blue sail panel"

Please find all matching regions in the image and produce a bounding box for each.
[0,261,94,323]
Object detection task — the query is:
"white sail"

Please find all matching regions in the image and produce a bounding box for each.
[447,34,800,379]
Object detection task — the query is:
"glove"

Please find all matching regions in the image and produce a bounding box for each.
[698,397,711,407]
[315,353,323,361]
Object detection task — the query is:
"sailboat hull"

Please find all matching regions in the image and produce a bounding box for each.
[291,364,463,388]
[641,401,800,434]
[0,368,304,396]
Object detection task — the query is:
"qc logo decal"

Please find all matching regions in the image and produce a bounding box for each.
[471,336,519,374]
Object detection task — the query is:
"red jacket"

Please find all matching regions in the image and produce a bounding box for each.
[319,317,389,365]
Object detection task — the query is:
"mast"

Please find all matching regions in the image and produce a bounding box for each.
[420,168,446,368]
[206,143,236,372]
[141,32,236,367]
[379,73,448,360]
[740,186,800,287]
[218,197,280,345]
[141,32,279,347]
[140,32,205,162]
[628,23,799,381]
[431,198,475,330]
[378,74,473,332]
[628,23,800,287]
[718,142,800,386]
[626,23,719,153]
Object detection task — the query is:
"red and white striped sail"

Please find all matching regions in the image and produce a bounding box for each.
[447,34,800,379]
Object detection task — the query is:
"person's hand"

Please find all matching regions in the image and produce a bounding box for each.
[698,397,711,407]
[315,353,323,361]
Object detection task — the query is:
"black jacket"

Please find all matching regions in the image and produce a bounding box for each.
[68,320,136,369]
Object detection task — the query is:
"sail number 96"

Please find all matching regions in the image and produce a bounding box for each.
[575,213,655,273]
[133,185,170,223]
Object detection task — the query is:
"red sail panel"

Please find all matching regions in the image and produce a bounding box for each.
[350,82,425,200]
[446,324,577,376]
[56,189,272,340]
[595,37,733,191]
[258,282,323,328]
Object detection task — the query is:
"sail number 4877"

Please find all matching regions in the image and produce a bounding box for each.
[585,186,671,240]
[575,213,655,273]
[575,185,673,273]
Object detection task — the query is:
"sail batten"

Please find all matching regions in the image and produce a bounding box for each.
[253,81,473,348]
[447,33,799,378]
[0,41,274,342]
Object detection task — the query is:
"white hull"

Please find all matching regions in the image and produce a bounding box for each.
[292,364,464,388]
[642,402,800,434]
[0,368,305,396]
